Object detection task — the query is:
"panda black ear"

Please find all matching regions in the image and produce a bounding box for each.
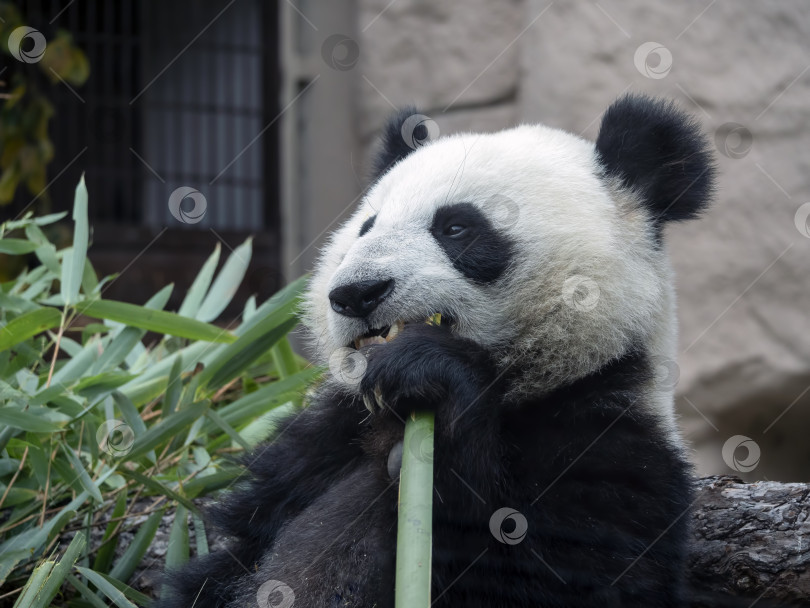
[595,94,715,227]
[370,106,428,182]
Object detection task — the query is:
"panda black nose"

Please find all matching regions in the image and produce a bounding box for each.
[329,279,395,318]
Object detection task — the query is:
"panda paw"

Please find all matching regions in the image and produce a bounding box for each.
[358,322,493,421]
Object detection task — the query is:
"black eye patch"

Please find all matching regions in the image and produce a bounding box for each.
[358,215,377,237]
[430,203,514,283]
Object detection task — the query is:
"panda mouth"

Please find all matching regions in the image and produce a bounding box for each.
[351,314,449,349]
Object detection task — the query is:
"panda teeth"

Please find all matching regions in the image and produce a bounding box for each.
[352,316,445,350]
[354,335,386,349]
[353,320,407,350]
[385,320,404,341]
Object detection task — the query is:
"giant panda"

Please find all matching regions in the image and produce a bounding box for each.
[158,95,715,607]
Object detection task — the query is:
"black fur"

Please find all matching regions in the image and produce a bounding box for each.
[595,94,715,238]
[430,202,515,284]
[157,323,696,607]
[358,214,377,237]
[158,391,370,606]
[370,106,425,181]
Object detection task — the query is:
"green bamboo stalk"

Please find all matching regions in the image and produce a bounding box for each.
[395,411,435,607]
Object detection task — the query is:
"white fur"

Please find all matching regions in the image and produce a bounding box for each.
[302,124,681,442]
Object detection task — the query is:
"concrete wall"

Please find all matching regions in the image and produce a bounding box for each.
[289,0,810,481]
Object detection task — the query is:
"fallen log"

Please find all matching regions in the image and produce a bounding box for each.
[114,476,810,605]
[688,476,810,605]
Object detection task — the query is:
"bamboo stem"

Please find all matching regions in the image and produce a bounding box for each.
[395,411,435,607]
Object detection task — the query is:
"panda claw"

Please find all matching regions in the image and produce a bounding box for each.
[374,385,386,412]
[362,393,376,414]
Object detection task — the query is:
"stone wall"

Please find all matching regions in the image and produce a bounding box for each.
[356,0,810,480]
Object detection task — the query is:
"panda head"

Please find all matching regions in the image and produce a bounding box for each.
[303,95,714,404]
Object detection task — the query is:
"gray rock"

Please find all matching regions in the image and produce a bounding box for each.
[358,0,522,140]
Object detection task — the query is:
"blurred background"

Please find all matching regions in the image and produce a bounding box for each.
[1,0,809,481]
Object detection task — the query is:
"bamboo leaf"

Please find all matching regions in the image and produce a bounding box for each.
[178,243,221,318]
[107,508,164,584]
[0,239,39,254]
[74,567,138,608]
[144,283,174,311]
[73,371,136,395]
[60,443,103,502]
[89,327,145,374]
[163,355,183,416]
[34,243,61,276]
[0,550,31,588]
[126,401,209,459]
[90,285,173,375]
[196,238,252,322]
[120,469,200,516]
[0,293,40,314]
[118,375,171,408]
[76,299,236,343]
[165,505,190,569]
[111,391,155,464]
[11,559,55,608]
[1,211,67,231]
[0,494,85,568]
[61,175,89,305]
[65,574,110,608]
[0,307,62,351]
[235,274,308,337]
[192,514,209,557]
[23,531,87,608]
[270,337,298,379]
[110,391,147,438]
[197,309,298,389]
[183,467,243,498]
[116,340,209,398]
[206,409,251,451]
[24,223,49,246]
[244,294,257,320]
[93,492,127,574]
[81,570,153,607]
[0,406,64,432]
[48,335,102,389]
[81,257,99,296]
[212,367,321,428]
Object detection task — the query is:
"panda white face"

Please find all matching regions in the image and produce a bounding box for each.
[304,122,671,396]
[304,96,714,412]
